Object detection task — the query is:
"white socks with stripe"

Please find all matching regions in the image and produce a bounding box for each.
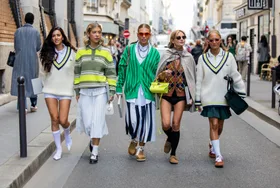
[53,130,62,160]
[211,139,222,158]
[64,126,72,151]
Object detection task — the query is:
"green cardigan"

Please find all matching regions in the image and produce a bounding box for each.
[116,43,160,101]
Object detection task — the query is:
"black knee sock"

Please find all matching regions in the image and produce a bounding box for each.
[163,127,172,142]
[170,131,180,156]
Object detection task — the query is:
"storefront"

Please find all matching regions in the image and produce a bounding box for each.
[235,3,270,73]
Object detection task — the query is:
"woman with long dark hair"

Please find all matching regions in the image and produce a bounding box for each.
[257,35,270,75]
[195,30,245,168]
[40,27,76,161]
[156,30,196,164]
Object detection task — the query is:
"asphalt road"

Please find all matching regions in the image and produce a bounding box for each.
[25,105,280,188]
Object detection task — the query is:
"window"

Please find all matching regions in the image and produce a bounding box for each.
[240,21,248,40]
[258,14,269,42]
[87,0,98,12]
[221,23,237,29]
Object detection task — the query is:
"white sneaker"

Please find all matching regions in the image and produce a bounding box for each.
[53,150,62,161]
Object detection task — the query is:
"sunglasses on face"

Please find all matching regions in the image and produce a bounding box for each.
[176,36,186,40]
[209,38,220,43]
[138,32,151,37]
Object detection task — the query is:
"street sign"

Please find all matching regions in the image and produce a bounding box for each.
[123,30,130,38]
[248,0,263,10]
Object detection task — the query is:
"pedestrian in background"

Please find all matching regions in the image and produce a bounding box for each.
[191,39,203,65]
[156,30,196,164]
[257,35,270,75]
[75,23,116,164]
[195,29,246,168]
[116,24,160,162]
[11,12,41,113]
[40,27,76,161]
[226,35,236,57]
[235,36,252,81]
[107,38,118,68]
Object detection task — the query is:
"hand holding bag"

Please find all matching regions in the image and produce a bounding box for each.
[7,51,15,67]
[224,75,248,115]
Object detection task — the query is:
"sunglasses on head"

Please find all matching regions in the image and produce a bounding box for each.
[138,32,151,37]
[209,38,220,43]
[176,36,186,40]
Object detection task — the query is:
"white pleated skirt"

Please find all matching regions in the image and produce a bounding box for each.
[76,88,108,138]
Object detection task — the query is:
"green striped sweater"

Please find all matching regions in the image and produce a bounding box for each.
[116,43,160,101]
[74,45,117,97]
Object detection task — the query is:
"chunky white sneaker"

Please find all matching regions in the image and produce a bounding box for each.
[53,150,62,161]
[89,154,98,164]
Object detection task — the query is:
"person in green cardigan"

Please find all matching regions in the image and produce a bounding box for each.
[116,24,160,162]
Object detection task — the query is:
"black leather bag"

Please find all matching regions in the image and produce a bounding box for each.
[7,51,15,67]
[224,75,248,115]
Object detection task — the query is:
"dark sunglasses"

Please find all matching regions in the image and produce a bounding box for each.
[138,32,151,37]
[209,38,220,43]
[176,36,186,40]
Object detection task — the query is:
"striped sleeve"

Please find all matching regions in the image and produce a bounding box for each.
[104,51,117,97]
[74,49,82,96]
[116,46,128,93]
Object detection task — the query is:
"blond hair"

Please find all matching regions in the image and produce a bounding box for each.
[203,29,227,53]
[137,24,151,32]
[168,30,186,49]
[83,22,104,46]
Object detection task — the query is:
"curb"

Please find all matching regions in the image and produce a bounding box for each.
[1,119,76,188]
[246,97,280,129]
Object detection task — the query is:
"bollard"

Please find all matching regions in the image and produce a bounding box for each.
[272,68,276,109]
[247,63,251,96]
[17,76,27,157]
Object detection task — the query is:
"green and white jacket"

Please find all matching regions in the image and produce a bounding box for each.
[116,43,160,101]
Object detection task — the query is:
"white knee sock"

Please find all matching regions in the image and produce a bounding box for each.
[92,145,99,156]
[64,126,72,151]
[53,130,62,160]
[211,139,221,157]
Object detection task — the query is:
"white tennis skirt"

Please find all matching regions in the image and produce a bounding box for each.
[76,88,108,138]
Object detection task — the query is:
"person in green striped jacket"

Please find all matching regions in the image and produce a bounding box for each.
[74,22,116,164]
[116,24,160,162]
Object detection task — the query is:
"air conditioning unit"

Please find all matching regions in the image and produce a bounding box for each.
[100,0,107,7]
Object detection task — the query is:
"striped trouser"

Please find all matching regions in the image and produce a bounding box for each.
[125,101,156,143]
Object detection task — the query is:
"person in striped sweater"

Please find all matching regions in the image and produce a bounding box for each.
[74,23,117,164]
[116,24,160,162]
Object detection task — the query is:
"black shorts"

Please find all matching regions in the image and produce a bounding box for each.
[162,91,185,106]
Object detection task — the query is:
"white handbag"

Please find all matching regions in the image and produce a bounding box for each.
[105,102,114,115]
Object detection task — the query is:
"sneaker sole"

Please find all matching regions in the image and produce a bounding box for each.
[136,158,146,162]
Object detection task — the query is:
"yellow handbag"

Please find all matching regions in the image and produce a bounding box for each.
[149,81,169,94]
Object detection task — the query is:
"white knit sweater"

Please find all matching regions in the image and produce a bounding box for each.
[195,48,246,107]
[42,47,75,96]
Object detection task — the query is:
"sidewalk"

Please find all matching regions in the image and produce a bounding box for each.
[0,75,280,188]
[0,94,77,188]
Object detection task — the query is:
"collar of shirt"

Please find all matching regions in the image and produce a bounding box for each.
[207,48,224,58]
[55,44,66,54]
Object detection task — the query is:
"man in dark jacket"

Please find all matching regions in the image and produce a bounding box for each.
[191,39,203,65]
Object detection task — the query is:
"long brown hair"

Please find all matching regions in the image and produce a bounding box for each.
[40,26,76,72]
[203,29,227,53]
[84,22,105,47]
[168,30,186,49]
